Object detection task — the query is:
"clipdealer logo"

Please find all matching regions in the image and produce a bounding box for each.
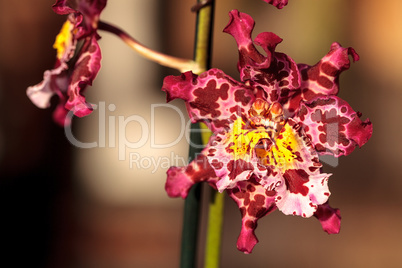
[64,101,339,167]
[64,102,208,161]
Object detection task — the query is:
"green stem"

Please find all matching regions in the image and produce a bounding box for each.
[194,2,225,265]
[199,123,225,268]
[180,123,203,268]
[193,1,214,73]
[204,190,225,268]
[180,1,217,268]
[194,1,225,267]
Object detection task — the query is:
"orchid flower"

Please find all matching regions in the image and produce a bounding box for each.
[26,0,106,126]
[162,10,372,254]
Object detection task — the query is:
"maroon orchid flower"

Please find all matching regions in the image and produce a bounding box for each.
[262,0,288,9]
[26,0,106,126]
[162,10,372,253]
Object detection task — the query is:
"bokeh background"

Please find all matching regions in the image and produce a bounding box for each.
[0,0,401,267]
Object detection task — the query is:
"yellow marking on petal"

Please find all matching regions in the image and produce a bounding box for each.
[229,117,269,161]
[53,20,72,59]
[268,123,299,169]
[225,116,304,173]
[200,122,212,145]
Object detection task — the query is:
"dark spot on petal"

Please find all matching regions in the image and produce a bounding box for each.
[283,169,310,196]
[245,220,255,229]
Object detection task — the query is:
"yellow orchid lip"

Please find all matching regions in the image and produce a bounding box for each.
[229,116,270,161]
[228,100,292,164]
[53,20,73,60]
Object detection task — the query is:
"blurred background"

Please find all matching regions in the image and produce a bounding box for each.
[0,0,401,267]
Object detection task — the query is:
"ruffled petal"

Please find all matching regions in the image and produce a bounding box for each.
[53,104,71,126]
[65,35,102,117]
[223,10,300,103]
[26,64,68,109]
[26,17,76,112]
[262,0,289,9]
[297,96,373,157]
[227,177,277,254]
[314,202,341,234]
[205,117,271,191]
[274,171,330,217]
[165,153,218,199]
[52,0,76,14]
[162,69,255,133]
[253,33,300,104]
[52,0,107,38]
[258,119,331,217]
[285,42,359,114]
[223,10,265,73]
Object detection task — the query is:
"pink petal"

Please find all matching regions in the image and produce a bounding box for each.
[52,0,76,14]
[223,10,300,103]
[314,202,341,234]
[162,69,255,133]
[297,96,373,157]
[260,119,332,217]
[285,42,359,115]
[53,100,71,126]
[65,35,102,118]
[262,0,289,9]
[274,171,331,217]
[26,64,68,109]
[165,154,218,199]
[253,32,283,67]
[223,10,263,65]
[206,128,268,192]
[223,10,267,80]
[52,0,107,38]
[227,177,277,253]
[26,17,76,113]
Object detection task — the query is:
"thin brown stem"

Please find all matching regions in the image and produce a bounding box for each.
[98,21,201,73]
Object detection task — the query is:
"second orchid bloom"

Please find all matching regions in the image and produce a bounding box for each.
[27,0,106,126]
[162,10,372,253]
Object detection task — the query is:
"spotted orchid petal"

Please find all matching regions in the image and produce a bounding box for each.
[256,119,331,217]
[262,0,289,9]
[53,95,71,126]
[162,69,255,133]
[64,34,102,117]
[314,202,341,234]
[223,11,266,73]
[297,96,373,157]
[27,18,76,126]
[53,0,107,38]
[27,19,76,109]
[205,121,270,192]
[27,2,103,126]
[285,42,359,115]
[227,177,277,254]
[27,19,101,126]
[26,64,68,110]
[274,170,331,217]
[165,153,218,199]
[223,10,300,104]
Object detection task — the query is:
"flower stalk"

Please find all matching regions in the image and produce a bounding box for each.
[178,1,224,268]
[204,188,224,268]
[98,21,201,73]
